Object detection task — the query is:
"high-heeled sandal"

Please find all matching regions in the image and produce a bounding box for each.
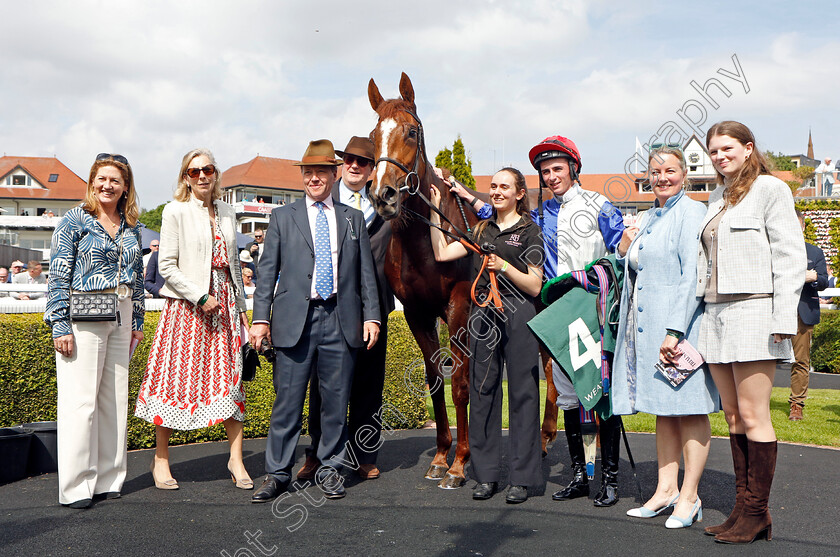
[665,498,702,529]
[627,494,679,518]
[228,463,254,490]
[150,459,179,490]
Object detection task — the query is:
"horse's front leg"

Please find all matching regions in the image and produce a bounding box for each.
[403,308,452,480]
[438,290,471,489]
[540,346,559,456]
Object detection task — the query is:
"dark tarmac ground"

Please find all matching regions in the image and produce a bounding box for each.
[1,426,838,557]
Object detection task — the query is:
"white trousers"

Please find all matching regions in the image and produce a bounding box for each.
[552,360,580,410]
[56,297,131,505]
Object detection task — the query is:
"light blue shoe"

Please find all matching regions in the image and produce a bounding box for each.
[665,498,702,529]
[626,494,679,518]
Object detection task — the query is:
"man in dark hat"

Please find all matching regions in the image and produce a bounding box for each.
[300,136,395,481]
[249,139,381,502]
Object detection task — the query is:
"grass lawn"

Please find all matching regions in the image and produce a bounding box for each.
[426,380,839,448]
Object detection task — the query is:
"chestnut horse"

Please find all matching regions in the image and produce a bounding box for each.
[366,73,559,489]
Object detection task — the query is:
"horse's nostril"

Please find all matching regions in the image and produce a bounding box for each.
[382,186,398,203]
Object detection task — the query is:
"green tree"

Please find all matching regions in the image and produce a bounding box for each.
[435,147,453,171]
[793,165,815,183]
[139,203,166,232]
[765,151,796,171]
[451,138,476,189]
[435,137,476,189]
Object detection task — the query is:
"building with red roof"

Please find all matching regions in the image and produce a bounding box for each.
[0,156,87,217]
[0,156,87,261]
[221,156,307,235]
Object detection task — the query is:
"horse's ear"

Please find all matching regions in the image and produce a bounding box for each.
[399,72,415,107]
[368,78,384,112]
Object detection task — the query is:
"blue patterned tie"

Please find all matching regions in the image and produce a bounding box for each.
[314,201,333,299]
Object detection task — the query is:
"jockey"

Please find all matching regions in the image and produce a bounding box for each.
[528,135,626,507]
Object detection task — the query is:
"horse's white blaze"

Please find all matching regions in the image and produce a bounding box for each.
[375,118,398,192]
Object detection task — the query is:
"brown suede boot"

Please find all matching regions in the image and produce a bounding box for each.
[715,440,776,544]
[705,433,748,536]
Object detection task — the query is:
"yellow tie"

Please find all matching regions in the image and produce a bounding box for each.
[352,191,362,210]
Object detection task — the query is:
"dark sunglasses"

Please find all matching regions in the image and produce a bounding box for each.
[185,165,216,179]
[343,155,372,168]
[96,153,129,166]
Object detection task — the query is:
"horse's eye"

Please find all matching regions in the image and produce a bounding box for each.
[408,128,417,139]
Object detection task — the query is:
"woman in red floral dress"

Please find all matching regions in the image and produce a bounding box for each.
[135,148,252,490]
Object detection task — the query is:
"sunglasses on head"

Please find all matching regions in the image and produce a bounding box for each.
[185,165,216,179]
[96,153,129,166]
[649,142,683,153]
[343,155,372,168]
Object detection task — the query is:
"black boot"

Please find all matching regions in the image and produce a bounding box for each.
[593,415,621,507]
[552,410,590,501]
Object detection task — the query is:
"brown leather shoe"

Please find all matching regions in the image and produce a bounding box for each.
[357,464,380,480]
[789,404,803,421]
[296,456,321,481]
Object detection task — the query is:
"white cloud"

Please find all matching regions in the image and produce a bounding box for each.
[2,0,840,207]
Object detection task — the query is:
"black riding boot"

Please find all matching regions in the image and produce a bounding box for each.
[593,415,621,507]
[552,409,589,501]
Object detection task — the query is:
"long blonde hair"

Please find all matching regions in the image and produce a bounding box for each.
[82,156,139,226]
[706,121,771,206]
[174,148,223,202]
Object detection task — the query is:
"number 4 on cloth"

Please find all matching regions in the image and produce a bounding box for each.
[568,317,601,372]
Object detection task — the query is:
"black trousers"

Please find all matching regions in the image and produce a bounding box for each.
[265,300,357,482]
[468,298,542,487]
[307,320,388,465]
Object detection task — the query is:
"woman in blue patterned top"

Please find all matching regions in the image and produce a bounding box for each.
[45,153,145,509]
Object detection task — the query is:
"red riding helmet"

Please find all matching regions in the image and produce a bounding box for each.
[529,135,582,174]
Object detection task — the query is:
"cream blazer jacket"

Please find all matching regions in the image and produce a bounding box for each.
[695,174,805,335]
[158,196,246,313]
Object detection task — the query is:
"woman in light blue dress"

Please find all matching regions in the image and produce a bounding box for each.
[612,145,719,529]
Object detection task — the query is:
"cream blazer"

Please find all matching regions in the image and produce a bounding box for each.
[158,196,246,313]
[696,174,805,335]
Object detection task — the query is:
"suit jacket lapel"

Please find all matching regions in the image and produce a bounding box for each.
[291,200,314,252]
[335,204,349,257]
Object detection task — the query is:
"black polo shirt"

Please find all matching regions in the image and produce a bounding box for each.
[471,216,544,298]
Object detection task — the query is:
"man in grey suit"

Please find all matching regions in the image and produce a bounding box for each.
[249,139,380,502]
[301,137,395,482]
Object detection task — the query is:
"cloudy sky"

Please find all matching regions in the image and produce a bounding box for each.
[2,0,837,208]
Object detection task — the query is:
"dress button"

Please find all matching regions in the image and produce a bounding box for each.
[638,265,643,271]
[646,229,651,234]
[638,285,643,290]
[639,244,644,250]
[656,209,662,216]
[638,307,643,312]
[307,274,312,279]
[638,327,643,333]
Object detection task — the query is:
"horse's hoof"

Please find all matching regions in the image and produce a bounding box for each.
[425,464,449,480]
[437,473,466,490]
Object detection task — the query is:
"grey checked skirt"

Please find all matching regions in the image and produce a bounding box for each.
[698,297,792,364]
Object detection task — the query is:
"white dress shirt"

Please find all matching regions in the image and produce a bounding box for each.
[306,195,338,299]
[337,178,375,228]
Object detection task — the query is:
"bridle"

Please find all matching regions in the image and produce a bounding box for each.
[374,108,425,195]
[373,107,503,310]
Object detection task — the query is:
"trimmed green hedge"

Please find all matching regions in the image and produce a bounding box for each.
[811,310,840,374]
[0,311,428,449]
